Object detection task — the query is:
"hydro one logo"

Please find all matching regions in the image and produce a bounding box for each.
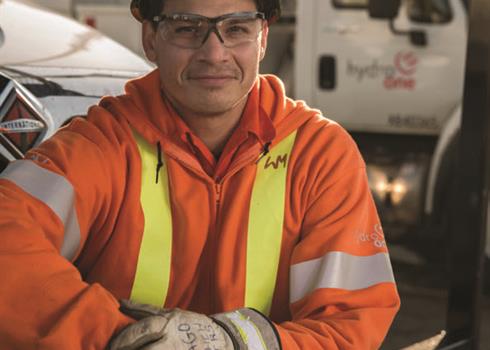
[347,51,418,90]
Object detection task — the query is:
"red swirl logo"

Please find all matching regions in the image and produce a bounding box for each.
[394,51,418,76]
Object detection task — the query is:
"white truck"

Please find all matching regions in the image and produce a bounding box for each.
[24,0,471,248]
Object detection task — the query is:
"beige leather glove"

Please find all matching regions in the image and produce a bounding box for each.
[109,300,234,350]
[110,300,281,350]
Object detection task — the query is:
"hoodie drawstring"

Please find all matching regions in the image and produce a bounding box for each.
[256,141,271,164]
[156,142,164,184]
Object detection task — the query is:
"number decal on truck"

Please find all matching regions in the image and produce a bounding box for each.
[388,114,439,130]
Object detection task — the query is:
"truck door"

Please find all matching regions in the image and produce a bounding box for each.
[296,0,467,136]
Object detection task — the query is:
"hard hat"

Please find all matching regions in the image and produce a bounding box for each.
[130,0,281,23]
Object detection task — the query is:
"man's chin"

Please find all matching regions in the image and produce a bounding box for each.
[187,99,243,117]
[190,105,234,117]
[189,92,243,112]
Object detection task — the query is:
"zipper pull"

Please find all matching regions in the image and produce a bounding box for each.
[256,141,271,164]
[215,182,222,204]
[155,141,164,184]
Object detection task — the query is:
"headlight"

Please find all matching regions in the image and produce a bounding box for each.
[350,132,436,236]
[366,159,428,227]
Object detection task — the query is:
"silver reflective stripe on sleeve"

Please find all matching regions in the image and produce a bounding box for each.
[290,252,395,303]
[0,160,81,260]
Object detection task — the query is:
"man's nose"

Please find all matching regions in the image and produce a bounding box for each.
[197,30,230,62]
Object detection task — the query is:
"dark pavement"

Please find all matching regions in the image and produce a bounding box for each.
[381,244,490,349]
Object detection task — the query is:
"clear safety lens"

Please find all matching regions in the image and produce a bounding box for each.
[155,12,265,49]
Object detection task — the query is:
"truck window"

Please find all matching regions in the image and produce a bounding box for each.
[332,0,368,9]
[408,0,452,24]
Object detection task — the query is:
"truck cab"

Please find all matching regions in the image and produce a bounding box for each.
[297,0,466,135]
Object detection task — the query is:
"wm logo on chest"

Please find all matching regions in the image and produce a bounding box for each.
[264,154,288,170]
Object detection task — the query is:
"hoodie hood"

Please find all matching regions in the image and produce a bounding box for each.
[99,68,320,148]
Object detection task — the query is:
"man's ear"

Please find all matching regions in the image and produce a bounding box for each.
[142,21,158,62]
[259,23,269,61]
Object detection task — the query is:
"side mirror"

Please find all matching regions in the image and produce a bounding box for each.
[368,0,401,19]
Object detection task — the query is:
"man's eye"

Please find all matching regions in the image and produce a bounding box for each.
[169,20,204,34]
[226,25,250,34]
[174,26,199,33]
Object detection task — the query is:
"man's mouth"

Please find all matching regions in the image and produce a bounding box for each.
[189,74,236,87]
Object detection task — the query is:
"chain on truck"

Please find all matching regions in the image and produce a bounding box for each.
[24,0,476,257]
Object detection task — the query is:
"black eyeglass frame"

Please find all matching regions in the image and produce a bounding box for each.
[151,11,266,48]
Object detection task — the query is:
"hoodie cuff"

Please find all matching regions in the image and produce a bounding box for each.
[211,308,281,350]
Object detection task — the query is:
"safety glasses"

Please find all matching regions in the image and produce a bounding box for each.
[152,11,266,49]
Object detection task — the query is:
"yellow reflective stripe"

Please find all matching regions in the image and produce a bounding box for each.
[130,132,173,307]
[226,311,268,350]
[245,131,297,315]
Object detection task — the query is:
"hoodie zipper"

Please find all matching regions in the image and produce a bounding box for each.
[215,182,223,207]
[160,141,270,313]
[210,180,223,313]
[208,142,271,312]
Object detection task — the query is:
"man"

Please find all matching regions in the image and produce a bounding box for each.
[0,0,400,348]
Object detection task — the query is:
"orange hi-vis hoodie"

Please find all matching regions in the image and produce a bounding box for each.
[0,69,400,349]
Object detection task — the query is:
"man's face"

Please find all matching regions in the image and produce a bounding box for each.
[143,0,268,117]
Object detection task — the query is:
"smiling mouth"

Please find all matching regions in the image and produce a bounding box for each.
[190,75,236,87]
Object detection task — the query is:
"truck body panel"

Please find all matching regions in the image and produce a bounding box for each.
[296,0,467,136]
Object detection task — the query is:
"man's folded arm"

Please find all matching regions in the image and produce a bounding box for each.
[0,119,133,349]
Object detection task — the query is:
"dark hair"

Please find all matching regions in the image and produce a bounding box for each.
[137,0,281,23]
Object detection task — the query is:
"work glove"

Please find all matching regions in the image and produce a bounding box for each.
[109,300,281,350]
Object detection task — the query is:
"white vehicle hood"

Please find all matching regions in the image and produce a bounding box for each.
[0,0,151,73]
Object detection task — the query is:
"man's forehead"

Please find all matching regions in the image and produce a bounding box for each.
[162,0,257,16]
